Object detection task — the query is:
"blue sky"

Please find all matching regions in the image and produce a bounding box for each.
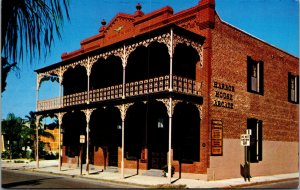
[2,0,299,119]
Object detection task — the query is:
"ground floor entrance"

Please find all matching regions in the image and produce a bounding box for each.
[60,99,203,174]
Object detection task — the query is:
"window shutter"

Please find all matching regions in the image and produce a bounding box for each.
[259,61,264,95]
[288,72,292,102]
[247,118,258,163]
[258,120,263,161]
[296,75,299,103]
[247,56,252,92]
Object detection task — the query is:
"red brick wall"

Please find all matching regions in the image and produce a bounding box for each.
[210,16,299,141]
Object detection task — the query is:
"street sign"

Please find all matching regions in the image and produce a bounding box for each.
[80,135,85,144]
[240,134,250,146]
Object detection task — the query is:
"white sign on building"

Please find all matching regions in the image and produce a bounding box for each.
[240,134,250,146]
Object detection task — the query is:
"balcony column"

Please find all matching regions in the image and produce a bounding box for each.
[122,45,127,99]
[35,115,41,169]
[116,103,133,179]
[55,112,66,171]
[157,98,181,184]
[59,67,63,108]
[169,28,174,92]
[122,65,126,99]
[87,57,91,104]
[36,74,41,111]
[83,108,95,174]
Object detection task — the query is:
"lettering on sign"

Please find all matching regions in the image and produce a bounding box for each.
[240,134,250,146]
[212,81,235,109]
[211,120,223,156]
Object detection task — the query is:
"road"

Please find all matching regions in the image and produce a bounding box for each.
[242,179,299,189]
[2,169,140,189]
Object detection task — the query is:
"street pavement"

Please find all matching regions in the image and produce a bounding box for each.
[1,159,299,188]
[2,169,140,189]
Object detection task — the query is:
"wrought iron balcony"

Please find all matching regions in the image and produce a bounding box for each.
[37,75,202,111]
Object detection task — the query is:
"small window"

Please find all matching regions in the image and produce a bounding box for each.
[247,118,263,163]
[288,73,299,104]
[247,56,264,95]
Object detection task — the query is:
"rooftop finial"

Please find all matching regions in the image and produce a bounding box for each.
[134,3,144,18]
[136,3,142,11]
[101,19,107,26]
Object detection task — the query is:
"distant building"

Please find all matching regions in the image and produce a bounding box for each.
[35,0,298,180]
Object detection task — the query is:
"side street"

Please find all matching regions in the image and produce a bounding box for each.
[2,159,298,188]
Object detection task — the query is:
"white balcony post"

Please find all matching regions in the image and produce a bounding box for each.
[83,109,94,174]
[122,44,127,99]
[36,74,40,111]
[116,103,133,179]
[169,28,174,92]
[167,97,173,184]
[121,106,125,178]
[59,67,63,108]
[35,115,41,169]
[122,66,126,99]
[56,112,66,171]
[87,57,91,104]
[58,117,62,171]
[157,98,180,184]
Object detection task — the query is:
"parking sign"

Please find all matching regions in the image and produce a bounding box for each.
[240,134,250,146]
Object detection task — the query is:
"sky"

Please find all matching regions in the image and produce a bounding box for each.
[1,0,299,120]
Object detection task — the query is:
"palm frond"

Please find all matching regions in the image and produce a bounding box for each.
[1,0,70,63]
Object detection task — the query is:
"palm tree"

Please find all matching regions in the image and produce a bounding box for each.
[2,113,26,159]
[1,0,70,93]
[25,111,55,159]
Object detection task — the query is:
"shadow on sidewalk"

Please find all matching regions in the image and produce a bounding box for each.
[2,177,59,188]
[125,174,138,179]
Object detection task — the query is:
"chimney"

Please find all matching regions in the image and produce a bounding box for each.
[198,0,215,29]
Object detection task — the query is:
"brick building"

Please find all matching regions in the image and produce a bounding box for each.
[35,0,298,180]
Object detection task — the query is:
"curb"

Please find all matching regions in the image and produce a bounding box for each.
[221,177,299,188]
[24,168,187,189]
[4,166,297,189]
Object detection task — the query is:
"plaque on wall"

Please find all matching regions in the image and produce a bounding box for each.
[211,120,223,156]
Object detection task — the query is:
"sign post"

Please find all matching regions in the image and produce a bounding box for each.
[80,135,85,175]
[240,130,251,182]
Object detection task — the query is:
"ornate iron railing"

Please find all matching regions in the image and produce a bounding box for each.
[37,75,202,111]
[37,97,61,111]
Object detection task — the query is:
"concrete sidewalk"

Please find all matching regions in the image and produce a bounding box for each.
[1,159,299,188]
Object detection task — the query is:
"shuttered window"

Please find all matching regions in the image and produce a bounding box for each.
[288,72,299,104]
[247,56,264,95]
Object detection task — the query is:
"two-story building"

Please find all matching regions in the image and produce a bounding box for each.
[35,0,298,181]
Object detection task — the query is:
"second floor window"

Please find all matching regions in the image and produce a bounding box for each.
[288,72,299,104]
[247,56,264,95]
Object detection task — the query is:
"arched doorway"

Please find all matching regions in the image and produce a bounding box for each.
[62,111,86,164]
[124,102,146,161]
[90,107,121,168]
[146,100,169,170]
[173,102,200,164]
